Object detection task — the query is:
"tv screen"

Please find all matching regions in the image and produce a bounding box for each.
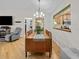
[0,16,12,25]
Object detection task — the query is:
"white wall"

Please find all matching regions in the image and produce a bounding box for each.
[44,0,79,50]
[12,16,25,37]
[71,0,79,49]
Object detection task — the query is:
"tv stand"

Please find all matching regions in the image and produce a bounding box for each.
[0,26,11,37]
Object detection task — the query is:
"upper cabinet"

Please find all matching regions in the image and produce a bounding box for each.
[53,4,71,32]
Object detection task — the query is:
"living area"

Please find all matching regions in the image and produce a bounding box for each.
[1,0,79,59]
[0,16,22,42]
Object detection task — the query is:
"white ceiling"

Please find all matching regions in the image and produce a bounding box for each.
[0,0,69,17]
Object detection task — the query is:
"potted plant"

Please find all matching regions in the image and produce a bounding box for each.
[35,26,42,34]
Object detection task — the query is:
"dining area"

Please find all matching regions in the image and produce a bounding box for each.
[25,29,52,58]
[25,15,53,58]
[25,11,60,59]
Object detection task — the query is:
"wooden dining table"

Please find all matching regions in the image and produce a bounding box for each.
[25,30,52,57]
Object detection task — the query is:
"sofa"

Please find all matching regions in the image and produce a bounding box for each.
[5,27,22,42]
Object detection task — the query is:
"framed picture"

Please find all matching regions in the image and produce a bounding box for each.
[53,4,71,32]
[15,21,21,23]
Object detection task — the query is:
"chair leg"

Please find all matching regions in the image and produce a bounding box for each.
[49,51,52,58]
[9,36,12,42]
[26,52,27,57]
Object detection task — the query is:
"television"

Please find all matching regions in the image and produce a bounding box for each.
[0,16,13,25]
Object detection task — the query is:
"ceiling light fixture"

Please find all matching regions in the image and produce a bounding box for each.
[34,0,45,17]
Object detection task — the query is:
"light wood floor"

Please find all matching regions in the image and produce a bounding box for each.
[26,50,59,59]
[0,36,25,59]
[0,36,60,59]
